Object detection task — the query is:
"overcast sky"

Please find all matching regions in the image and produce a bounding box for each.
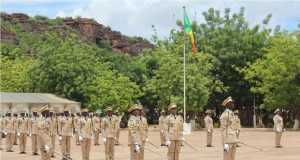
[2,0,300,39]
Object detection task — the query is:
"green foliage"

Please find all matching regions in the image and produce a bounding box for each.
[244,33,300,109]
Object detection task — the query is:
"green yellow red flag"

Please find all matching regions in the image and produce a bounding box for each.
[183,7,197,54]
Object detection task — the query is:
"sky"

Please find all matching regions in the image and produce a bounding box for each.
[1,0,300,39]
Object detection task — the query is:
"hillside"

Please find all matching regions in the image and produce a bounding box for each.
[0,12,153,55]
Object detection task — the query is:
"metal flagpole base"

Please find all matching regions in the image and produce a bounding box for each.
[183,122,192,135]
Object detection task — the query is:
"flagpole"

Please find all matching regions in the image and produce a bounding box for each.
[183,6,187,123]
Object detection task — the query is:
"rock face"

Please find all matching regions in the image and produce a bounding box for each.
[0,12,153,55]
[0,28,17,43]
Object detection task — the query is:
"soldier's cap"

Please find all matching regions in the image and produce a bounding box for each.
[106,107,113,112]
[160,110,166,113]
[81,108,89,113]
[39,106,50,112]
[274,108,281,114]
[31,107,39,112]
[128,104,141,113]
[205,109,213,114]
[168,103,177,111]
[233,110,239,114]
[222,96,234,106]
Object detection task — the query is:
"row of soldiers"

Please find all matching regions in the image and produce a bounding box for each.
[1,96,285,160]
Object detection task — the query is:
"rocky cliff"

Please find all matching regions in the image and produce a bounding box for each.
[0,12,153,55]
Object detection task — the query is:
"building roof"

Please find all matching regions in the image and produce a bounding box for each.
[0,92,79,105]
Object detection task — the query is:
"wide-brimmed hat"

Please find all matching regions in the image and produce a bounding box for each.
[128,104,141,113]
[205,109,213,114]
[106,107,113,112]
[222,96,234,106]
[168,103,177,111]
[274,108,281,114]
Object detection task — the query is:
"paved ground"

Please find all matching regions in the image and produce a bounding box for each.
[1,128,300,160]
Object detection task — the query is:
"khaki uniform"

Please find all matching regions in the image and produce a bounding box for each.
[220,109,239,160]
[102,115,118,160]
[115,115,122,145]
[159,115,167,145]
[80,117,93,160]
[204,115,213,146]
[0,117,4,150]
[139,116,148,160]
[128,115,143,160]
[59,116,74,159]
[93,116,101,145]
[4,116,15,151]
[74,116,81,145]
[165,114,183,160]
[49,117,58,157]
[12,116,18,145]
[29,117,40,154]
[273,114,283,147]
[18,117,29,153]
[232,115,241,139]
[37,117,52,160]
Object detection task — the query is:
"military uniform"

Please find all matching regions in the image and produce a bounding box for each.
[273,109,284,147]
[0,116,4,150]
[159,113,167,146]
[29,114,40,155]
[17,115,29,153]
[49,114,58,157]
[165,104,184,160]
[232,110,241,140]
[38,108,52,160]
[102,107,118,160]
[93,115,101,145]
[115,114,122,145]
[128,105,143,160]
[204,110,213,147]
[79,112,93,160]
[59,112,74,159]
[220,97,239,160]
[4,114,15,152]
[74,114,82,145]
[139,113,148,160]
[12,115,18,145]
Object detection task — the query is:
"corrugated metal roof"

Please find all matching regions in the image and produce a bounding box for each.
[0,92,79,104]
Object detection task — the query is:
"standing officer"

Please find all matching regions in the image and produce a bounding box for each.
[204,109,214,147]
[220,96,239,160]
[273,108,284,148]
[49,109,58,157]
[102,107,118,160]
[93,113,101,145]
[12,113,18,145]
[4,112,15,152]
[17,111,29,154]
[128,104,143,160]
[159,110,167,146]
[165,103,184,160]
[79,108,93,160]
[29,108,40,155]
[59,109,74,160]
[115,112,122,145]
[0,115,4,150]
[139,109,148,160]
[232,110,241,144]
[38,106,52,160]
[74,112,82,145]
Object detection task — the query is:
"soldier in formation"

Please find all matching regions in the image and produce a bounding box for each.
[17,111,29,154]
[79,108,93,160]
[204,109,214,147]
[273,108,284,148]
[59,109,74,160]
[159,110,167,146]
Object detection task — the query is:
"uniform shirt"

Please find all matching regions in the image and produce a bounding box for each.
[204,115,213,132]
[273,114,283,133]
[232,115,241,131]
[60,117,74,136]
[93,116,101,131]
[74,116,81,132]
[30,117,40,134]
[159,115,167,132]
[49,117,58,136]
[80,117,93,138]
[0,117,4,133]
[165,114,183,141]
[18,117,29,133]
[220,109,239,144]
[139,116,148,141]
[128,115,142,145]
[102,115,118,138]
[37,117,51,148]
[4,117,15,133]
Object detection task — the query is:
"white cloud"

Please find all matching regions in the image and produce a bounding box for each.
[9,0,299,39]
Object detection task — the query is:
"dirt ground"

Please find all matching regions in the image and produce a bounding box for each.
[1,128,300,160]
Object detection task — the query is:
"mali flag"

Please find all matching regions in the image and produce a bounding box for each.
[183,7,197,54]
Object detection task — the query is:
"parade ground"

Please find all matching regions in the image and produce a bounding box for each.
[1,128,299,160]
